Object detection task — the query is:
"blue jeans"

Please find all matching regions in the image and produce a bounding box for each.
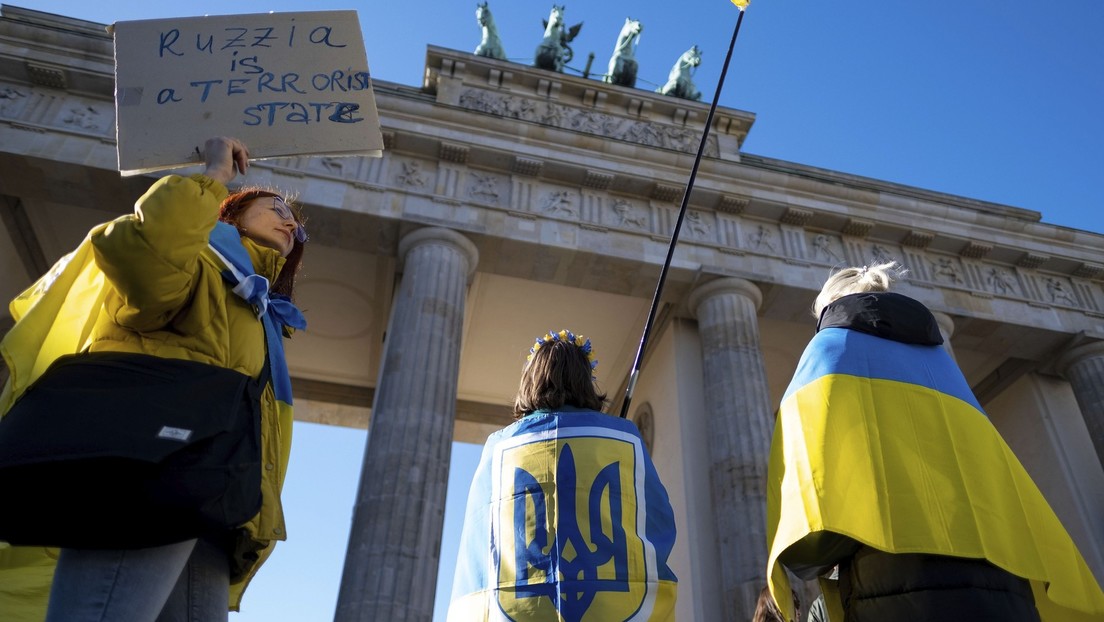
[45,538,229,622]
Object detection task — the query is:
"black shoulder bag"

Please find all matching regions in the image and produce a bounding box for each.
[0,351,264,549]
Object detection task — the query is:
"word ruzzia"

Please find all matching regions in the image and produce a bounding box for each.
[157,25,349,57]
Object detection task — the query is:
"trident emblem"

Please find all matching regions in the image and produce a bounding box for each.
[512,443,630,621]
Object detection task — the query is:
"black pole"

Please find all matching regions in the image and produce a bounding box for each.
[619,9,747,419]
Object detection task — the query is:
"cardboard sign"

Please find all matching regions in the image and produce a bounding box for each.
[113,11,383,175]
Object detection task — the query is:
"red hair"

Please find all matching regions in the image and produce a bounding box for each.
[218,188,305,299]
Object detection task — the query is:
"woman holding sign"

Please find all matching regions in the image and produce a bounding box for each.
[0,137,308,621]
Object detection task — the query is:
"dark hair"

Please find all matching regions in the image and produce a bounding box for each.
[513,339,606,418]
[752,586,800,622]
[219,188,306,299]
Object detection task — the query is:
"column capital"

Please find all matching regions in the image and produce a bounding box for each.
[398,227,480,279]
[687,277,762,319]
[930,311,957,361]
[1055,340,1104,379]
[931,311,955,339]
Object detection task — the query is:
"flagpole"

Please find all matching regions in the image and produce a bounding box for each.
[619,7,747,419]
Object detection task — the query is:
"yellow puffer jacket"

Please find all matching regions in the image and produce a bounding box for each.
[0,174,295,614]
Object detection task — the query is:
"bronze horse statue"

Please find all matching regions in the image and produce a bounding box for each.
[534,5,582,73]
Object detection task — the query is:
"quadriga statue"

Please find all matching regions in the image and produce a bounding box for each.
[657,45,703,101]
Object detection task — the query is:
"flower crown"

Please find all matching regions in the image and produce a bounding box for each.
[527,329,598,376]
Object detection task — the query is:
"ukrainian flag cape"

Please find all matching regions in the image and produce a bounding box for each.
[448,408,678,622]
[0,223,305,620]
[766,297,1104,622]
[0,221,304,414]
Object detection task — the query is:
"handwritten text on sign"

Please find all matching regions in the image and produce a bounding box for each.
[114,11,383,175]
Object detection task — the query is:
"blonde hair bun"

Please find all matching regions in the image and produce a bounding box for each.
[812,261,907,318]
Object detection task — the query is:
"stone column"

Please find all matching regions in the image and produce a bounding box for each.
[687,278,774,621]
[335,227,479,622]
[931,311,957,361]
[1056,340,1104,472]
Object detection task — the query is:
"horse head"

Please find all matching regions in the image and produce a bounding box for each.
[681,45,702,69]
[475,2,506,59]
[537,5,581,71]
[606,17,643,86]
[544,5,565,33]
[616,18,643,54]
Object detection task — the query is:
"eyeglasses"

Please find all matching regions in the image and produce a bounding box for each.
[271,196,308,243]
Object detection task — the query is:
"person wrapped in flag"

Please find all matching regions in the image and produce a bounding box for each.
[767,262,1104,622]
[0,136,307,620]
[448,330,678,621]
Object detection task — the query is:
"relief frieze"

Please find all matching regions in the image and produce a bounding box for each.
[0,85,27,116]
[61,105,104,132]
[458,88,719,156]
[610,199,647,230]
[870,244,896,265]
[316,157,347,176]
[394,159,430,189]
[930,257,965,285]
[1042,276,1079,307]
[685,210,713,240]
[809,233,844,264]
[982,267,1019,296]
[540,189,577,218]
[747,225,779,253]
[467,172,503,205]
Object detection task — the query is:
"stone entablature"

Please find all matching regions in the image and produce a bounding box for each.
[3,70,1103,326]
[2,9,1103,342]
[424,45,753,162]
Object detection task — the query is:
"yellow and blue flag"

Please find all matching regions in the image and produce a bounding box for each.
[448,408,678,622]
[0,231,107,414]
[767,327,1104,622]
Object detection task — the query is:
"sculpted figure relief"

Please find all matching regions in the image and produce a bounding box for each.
[62,105,102,131]
[931,258,963,284]
[812,234,843,263]
[0,86,26,115]
[749,225,777,252]
[870,245,894,265]
[396,160,428,188]
[457,89,719,156]
[542,190,576,217]
[319,157,345,174]
[469,173,501,203]
[686,211,711,238]
[612,200,647,229]
[985,267,1017,295]
[1045,277,1077,305]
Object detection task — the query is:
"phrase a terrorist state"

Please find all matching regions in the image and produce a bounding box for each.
[153,24,369,126]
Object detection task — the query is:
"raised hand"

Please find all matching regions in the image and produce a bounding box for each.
[201,136,250,185]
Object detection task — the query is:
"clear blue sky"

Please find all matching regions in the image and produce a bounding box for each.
[21,1,1104,620]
